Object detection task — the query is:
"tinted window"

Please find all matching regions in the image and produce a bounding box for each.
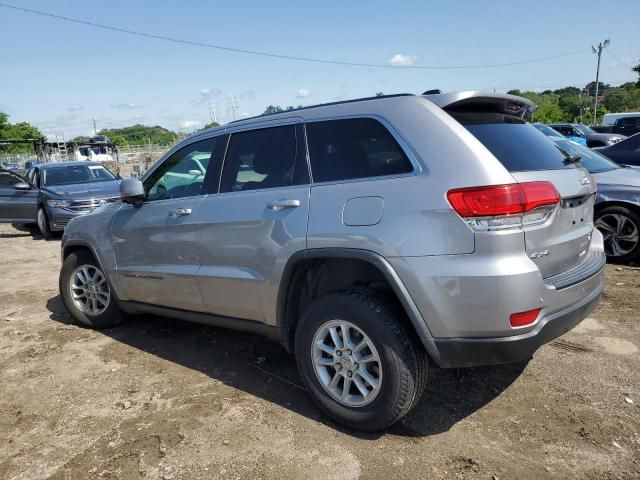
[452,112,573,172]
[0,171,23,187]
[42,165,116,186]
[220,125,305,193]
[306,118,413,183]
[145,137,222,201]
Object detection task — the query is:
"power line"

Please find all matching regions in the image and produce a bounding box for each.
[606,49,634,69]
[0,2,590,70]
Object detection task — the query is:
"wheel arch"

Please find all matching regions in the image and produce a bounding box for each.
[595,199,640,214]
[276,248,436,358]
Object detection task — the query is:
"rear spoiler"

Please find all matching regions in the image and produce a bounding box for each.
[423,91,536,118]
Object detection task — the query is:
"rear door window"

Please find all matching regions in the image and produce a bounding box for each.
[220,125,307,193]
[306,118,413,183]
[451,112,572,172]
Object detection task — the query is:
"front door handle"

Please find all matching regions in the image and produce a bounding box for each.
[267,199,300,211]
[168,207,192,217]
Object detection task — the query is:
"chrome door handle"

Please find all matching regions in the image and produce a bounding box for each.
[267,199,300,211]
[168,207,192,217]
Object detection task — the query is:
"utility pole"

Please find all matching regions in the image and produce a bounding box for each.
[592,39,610,125]
[92,118,97,135]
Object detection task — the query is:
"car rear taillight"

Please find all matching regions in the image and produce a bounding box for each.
[510,308,541,328]
[447,181,560,230]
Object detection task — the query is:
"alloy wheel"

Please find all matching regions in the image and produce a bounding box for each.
[311,319,383,407]
[69,264,110,315]
[596,213,639,257]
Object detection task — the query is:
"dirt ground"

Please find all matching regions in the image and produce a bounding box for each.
[0,223,638,480]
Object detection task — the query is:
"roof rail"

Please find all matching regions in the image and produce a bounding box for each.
[227,93,415,124]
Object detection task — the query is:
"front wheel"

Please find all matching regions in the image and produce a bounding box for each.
[59,250,124,329]
[595,205,640,263]
[37,207,52,240]
[295,291,428,431]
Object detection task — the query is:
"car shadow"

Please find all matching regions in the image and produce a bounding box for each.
[7,223,61,240]
[45,295,526,439]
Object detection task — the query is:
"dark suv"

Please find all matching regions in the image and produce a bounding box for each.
[550,123,625,147]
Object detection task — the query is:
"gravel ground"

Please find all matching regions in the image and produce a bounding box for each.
[0,223,638,480]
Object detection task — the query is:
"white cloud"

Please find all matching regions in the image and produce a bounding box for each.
[194,88,223,105]
[296,88,311,98]
[111,103,144,110]
[181,120,201,129]
[67,105,83,112]
[389,53,416,67]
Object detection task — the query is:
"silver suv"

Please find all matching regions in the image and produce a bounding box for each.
[59,92,605,431]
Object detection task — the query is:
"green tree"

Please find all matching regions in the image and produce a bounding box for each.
[200,121,220,131]
[72,125,176,146]
[633,61,640,85]
[0,112,45,154]
[584,81,610,96]
[263,105,283,115]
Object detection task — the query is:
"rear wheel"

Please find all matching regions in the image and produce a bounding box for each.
[59,250,124,328]
[595,205,640,263]
[295,291,428,431]
[37,207,52,240]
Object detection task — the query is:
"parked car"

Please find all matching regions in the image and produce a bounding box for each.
[59,92,604,431]
[595,133,640,167]
[2,162,21,171]
[592,113,640,136]
[531,122,567,141]
[0,161,121,239]
[552,137,640,262]
[149,151,208,198]
[550,123,625,147]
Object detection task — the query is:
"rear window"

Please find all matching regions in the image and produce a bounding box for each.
[452,112,572,172]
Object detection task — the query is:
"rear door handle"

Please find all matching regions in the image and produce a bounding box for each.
[267,199,301,211]
[168,207,192,217]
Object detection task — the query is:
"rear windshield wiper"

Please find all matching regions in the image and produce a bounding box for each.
[554,145,582,165]
[562,154,583,164]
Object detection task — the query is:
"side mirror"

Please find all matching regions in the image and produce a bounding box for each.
[13,181,31,191]
[120,177,145,205]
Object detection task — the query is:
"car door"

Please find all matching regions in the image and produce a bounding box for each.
[196,123,310,324]
[110,135,226,312]
[0,169,38,223]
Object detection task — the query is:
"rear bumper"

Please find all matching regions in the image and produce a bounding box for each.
[423,272,604,368]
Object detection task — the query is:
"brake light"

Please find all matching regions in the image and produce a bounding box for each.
[447,182,560,217]
[510,308,541,328]
[447,181,560,231]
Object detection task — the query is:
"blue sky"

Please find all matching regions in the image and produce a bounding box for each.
[1,0,638,140]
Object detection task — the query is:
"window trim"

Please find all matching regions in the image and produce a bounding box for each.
[303,114,421,187]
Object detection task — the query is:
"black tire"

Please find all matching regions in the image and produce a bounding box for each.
[595,205,640,264]
[59,250,124,329]
[295,291,428,431]
[37,207,52,240]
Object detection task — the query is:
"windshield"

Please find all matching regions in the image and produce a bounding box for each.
[573,124,596,135]
[554,139,619,173]
[533,123,564,138]
[42,164,117,186]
